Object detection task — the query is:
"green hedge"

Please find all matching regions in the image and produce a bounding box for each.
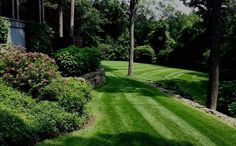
[0,17,9,44]
[54,46,101,76]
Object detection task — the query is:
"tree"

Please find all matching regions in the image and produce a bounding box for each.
[206,0,223,110]
[182,0,224,110]
[70,0,75,36]
[59,3,63,37]
[45,0,67,37]
[128,0,139,76]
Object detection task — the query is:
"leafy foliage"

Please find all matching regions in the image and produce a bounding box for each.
[2,51,58,95]
[0,78,85,146]
[25,22,54,54]
[98,32,129,61]
[54,46,101,76]
[157,80,193,100]
[0,17,9,44]
[218,81,236,117]
[134,45,155,63]
[39,77,92,115]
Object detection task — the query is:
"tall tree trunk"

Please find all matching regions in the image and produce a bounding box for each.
[39,0,42,23]
[70,0,75,36]
[42,0,45,23]
[128,0,139,76]
[59,5,63,37]
[206,0,222,110]
[16,0,20,19]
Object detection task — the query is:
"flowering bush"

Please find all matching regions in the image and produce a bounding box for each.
[0,45,26,75]
[2,51,59,95]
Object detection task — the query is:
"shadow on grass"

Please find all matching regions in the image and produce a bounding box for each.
[96,76,165,97]
[44,132,193,146]
[103,65,119,72]
[97,75,208,104]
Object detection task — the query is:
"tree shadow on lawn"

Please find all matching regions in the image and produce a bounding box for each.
[102,65,119,72]
[96,75,208,104]
[96,76,166,97]
[44,132,193,146]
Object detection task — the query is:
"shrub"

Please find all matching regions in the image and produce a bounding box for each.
[0,108,33,146]
[218,81,236,117]
[2,51,59,95]
[98,43,129,61]
[54,46,101,76]
[156,80,193,99]
[39,77,92,115]
[134,45,155,63]
[29,101,81,139]
[25,22,54,54]
[0,17,9,44]
[0,80,84,145]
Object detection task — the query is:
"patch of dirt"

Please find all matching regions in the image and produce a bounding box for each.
[145,81,236,128]
[84,115,96,128]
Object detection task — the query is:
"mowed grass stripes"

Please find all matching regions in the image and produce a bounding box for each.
[38,61,236,146]
[103,61,208,104]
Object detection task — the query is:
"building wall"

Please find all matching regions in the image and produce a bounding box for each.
[7,19,26,47]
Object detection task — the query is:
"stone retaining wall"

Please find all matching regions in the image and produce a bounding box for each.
[81,68,106,87]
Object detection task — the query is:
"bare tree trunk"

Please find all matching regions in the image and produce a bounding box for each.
[16,0,20,19]
[206,0,222,110]
[39,0,42,23]
[59,5,63,37]
[42,0,45,23]
[128,0,139,76]
[70,0,75,36]
[11,0,15,19]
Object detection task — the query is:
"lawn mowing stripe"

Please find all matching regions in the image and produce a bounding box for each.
[165,71,187,79]
[134,67,166,76]
[140,95,217,146]
[101,92,125,133]
[115,75,216,146]
[158,98,236,146]
[137,68,179,80]
[113,92,166,135]
[173,72,187,78]
[124,93,175,140]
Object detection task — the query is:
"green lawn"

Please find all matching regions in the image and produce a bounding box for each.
[38,61,236,146]
[103,61,208,104]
